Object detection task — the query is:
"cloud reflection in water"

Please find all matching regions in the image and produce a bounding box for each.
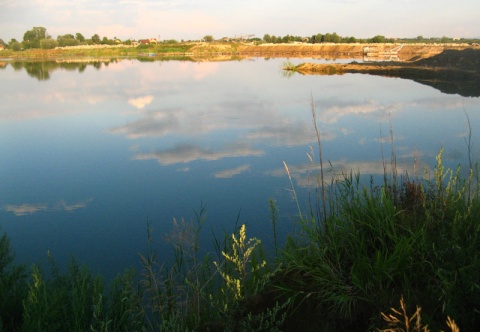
[214,164,251,178]
[3,199,93,217]
[134,143,263,165]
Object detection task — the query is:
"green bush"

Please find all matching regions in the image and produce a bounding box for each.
[0,232,27,331]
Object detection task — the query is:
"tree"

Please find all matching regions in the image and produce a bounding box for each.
[263,34,271,43]
[0,39,6,47]
[331,32,341,43]
[311,33,324,44]
[57,34,79,47]
[91,34,100,44]
[101,36,111,45]
[40,38,59,49]
[282,35,293,43]
[440,36,451,43]
[203,35,214,42]
[23,26,47,48]
[75,33,85,43]
[370,35,386,43]
[9,39,22,51]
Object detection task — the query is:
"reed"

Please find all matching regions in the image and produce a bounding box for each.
[273,112,480,331]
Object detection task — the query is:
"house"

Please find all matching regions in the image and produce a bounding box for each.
[138,38,157,45]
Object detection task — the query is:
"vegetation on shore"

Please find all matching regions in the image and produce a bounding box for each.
[0,42,197,59]
[2,26,479,52]
[1,26,479,62]
[1,101,479,331]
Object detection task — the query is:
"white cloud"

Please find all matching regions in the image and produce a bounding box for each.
[128,95,154,109]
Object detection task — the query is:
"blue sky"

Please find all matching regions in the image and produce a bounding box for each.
[1,0,479,41]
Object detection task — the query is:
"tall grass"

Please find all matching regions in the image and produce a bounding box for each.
[273,103,480,331]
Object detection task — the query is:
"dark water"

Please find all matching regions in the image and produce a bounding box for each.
[1,58,479,280]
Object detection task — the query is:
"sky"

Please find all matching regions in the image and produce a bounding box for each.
[0,0,479,42]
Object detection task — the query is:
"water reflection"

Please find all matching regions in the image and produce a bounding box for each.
[4,203,48,216]
[0,58,478,282]
[133,143,264,165]
[6,57,479,96]
[6,59,118,80]
[3,199,92,216]
[214,164,251,178]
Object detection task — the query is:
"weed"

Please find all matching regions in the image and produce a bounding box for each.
[379,296,460,332]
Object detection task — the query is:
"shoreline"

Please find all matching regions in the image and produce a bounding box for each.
[1,42,478,61]
[292,48,480,97]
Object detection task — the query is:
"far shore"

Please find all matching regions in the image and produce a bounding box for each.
[2,42,478,97]
[1,42,478,61]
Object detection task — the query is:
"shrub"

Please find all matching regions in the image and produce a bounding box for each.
[0,231,27,331]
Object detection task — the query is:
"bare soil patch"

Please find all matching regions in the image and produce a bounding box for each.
[294,48,480,97]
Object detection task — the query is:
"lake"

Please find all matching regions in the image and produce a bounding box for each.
[0,57,479,281]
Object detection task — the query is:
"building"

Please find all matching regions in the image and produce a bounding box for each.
[138,38,157,45]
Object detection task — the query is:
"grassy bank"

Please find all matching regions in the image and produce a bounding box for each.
[0,43,197,59]
[1,111,479,331]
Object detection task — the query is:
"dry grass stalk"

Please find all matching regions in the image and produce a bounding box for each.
[379,296,460,332]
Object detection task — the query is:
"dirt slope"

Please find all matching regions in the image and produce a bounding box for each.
[233,43,475,60]
[294,48,480,97]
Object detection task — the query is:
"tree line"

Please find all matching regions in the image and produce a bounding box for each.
[1,26,479,51]
[0,26,133,51]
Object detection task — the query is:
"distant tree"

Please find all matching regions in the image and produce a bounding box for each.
[23,26,48,48]
[75,32,85,43]
[203,35,214,42]
[370,35,386,43]
[416,35,424,42]
[440,36,451,43]
[330,32,341,43]
[8,38,21,51]
[311,33,324,44]
[57,34,79,47]
[91,34,101,44]
[40,38,59,49]
[324,33,333,42]
[263,34,271,43]
[271,35,277,43]
[101,36,111,45]
[0,39,6,47]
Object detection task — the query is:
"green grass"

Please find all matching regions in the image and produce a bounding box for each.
[0,42,196,59]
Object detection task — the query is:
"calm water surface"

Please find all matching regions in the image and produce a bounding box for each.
[1,58,479,280]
